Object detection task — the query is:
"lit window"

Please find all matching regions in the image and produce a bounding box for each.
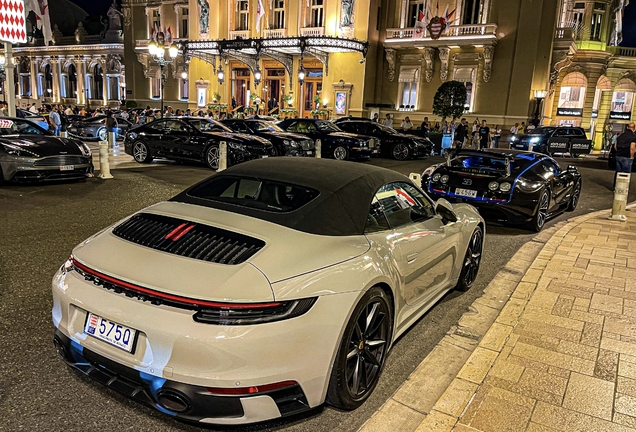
[454,67,476,112]
[408,0,428,27]
[462,0,485,25]
[310,0,324,27]
[398,66,419,110]
[272,0,285,29]
[236,0,249,30]
[180,7,189,39]
[150,72,161,99]
[180,78,189,100]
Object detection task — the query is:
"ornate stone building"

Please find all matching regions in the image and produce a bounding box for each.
[7,0,125,109]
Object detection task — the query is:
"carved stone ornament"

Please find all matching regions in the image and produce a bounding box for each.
[75,22,87,43]
[423,48,435,82]
[106,54,122,73]
[482,45,494,82]
[385,48,396,82]
[438,47,450,82]
[122,5,131,29]
[548,51,572,95]
[51,24,63,45]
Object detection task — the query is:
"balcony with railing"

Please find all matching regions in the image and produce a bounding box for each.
[607,46,636,57]
[384,24,497,47]
[229,30,251,39]
[300,27,325,37]
[262,28,288,38]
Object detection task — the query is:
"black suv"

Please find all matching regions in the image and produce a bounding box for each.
[510,126,592,155]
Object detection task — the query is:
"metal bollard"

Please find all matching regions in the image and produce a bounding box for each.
[315,139,321,158]
[409,173,422,188]
[218,141,227,172]
[609,172,630,221]
[61,131,68,138]
[108,131,116,148]
[97,140,113,179]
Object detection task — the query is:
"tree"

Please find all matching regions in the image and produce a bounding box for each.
[432,81,467,122]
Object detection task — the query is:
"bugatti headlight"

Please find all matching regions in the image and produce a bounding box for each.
[2,143,39,157]
[440,175,449,184]
[499,182,512,192]
[228,141,246,151]
[432,173,441,182]
[488,181,499,191]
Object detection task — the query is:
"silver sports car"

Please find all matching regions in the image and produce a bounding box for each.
[0,118,92,184]
[52,158,484,425]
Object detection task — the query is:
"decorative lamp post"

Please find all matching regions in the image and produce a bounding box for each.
[181,71,188,80]
[147,32,179,118]
[533,89,548,127]
[0,55,5,103]
[298,64,306,87]
[254,65,262,87]
[217,65,224,85]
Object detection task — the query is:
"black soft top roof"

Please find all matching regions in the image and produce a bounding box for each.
[171,158,410,236]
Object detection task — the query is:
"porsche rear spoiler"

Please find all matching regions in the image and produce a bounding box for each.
[445,149,513,178]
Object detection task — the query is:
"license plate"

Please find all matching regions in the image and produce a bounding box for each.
[455,188,478,198]
[369,142,375,148]
[60,165,74,171]
[262,155,269,158]
[373,149,378,154]
[307,150,313,155]
[84,312,137,353]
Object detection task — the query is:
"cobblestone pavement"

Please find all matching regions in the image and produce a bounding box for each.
[363,205,636,432]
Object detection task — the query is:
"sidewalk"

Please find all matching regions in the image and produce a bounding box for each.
[361,206,636,432]
[87,142,139,170]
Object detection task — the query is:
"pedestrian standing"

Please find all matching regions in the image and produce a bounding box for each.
[420,116,430,133]
[382,114,393,128]
[492,125,502,148]
[478,120,491,150]
[105,110,118,141]
[518,122,526,134]
[455,118,468,149]
[510,123,519,135]
[613,122,636,191]
[472,120,479,134]
[29,103,38,114]
[400,116,414,132]
[49,105,62,136]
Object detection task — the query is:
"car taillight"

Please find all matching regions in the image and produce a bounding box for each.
[206,380,299,396]
[193,297,317,325]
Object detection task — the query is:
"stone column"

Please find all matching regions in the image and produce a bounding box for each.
[78,57,88,106]
[30,57,39,102]
[580,66,603,131]
[101,60,108,105]
[50,57,61,103]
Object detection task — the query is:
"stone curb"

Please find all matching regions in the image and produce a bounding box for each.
[357,205,631,432]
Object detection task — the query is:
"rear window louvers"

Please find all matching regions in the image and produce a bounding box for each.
[112,213,265,265]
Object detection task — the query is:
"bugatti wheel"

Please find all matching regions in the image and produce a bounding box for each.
[456,227,483,292]
[529,190,550,232]
[327,287,391,410]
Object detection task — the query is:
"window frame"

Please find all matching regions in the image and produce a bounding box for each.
[367,181,436,232]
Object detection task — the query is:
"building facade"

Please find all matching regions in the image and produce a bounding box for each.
[5,1,125,109]
[123,0,635,148]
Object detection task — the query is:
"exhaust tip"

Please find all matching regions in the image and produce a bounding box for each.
[157,390,190,413]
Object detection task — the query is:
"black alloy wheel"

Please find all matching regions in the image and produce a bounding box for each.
[333,145,349,161]
[567,179,581,211]
[456,226,483,292]
[132,141,153,163]
[327,287,392,410]
[205,145,220,170]
[98,127,107,141]
[392,143,410,160]
[529,190,550,232]
[271,145,279,157]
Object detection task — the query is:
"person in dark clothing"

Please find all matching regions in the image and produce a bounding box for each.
[613,122,636,190]
[478,120,491,150]
[455,118,468,149]
[105,110,118,141]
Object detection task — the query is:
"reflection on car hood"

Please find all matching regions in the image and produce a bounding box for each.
[0,136,83,156]
[255,131,309,142]
[202,131,272,145]
[327,131,366,140]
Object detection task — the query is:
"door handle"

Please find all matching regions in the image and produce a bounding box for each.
[406,252,419,263]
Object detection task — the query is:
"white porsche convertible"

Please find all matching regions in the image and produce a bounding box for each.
[52,158,484,425]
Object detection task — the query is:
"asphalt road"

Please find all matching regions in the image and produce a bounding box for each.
[0,155,632,432]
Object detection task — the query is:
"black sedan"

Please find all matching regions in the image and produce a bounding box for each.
[276,118,378,160]
[124,117,274,170]
[336,120,433,160]
[221,119,316,156]
[422,149,582,231]
[67,115,133,141]
[0,118,93,184]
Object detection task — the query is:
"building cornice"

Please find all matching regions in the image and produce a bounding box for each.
[10,44,124,53]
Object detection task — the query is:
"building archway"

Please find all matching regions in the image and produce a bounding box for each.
[556,71,587,125]
[610,77,636,122]
[93,64,104,101]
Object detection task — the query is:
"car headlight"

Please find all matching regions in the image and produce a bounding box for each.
[529,137,541,144]
[2,143,39,157]
[432,173,442,182]
[440,175,449,184]
[488,181,499,191]
[228,141,246,151]
[78,142,91,157]
[283,139,299,148]
[499,182,512,192]
[510,136,517,142]
[127,131,138,140]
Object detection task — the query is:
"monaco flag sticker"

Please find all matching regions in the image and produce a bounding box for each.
[0,0,27,43]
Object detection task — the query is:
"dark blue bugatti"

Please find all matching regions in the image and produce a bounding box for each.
[421,149,582,231]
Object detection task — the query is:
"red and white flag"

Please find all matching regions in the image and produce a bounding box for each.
[0,0,27,43]
[256,0,265,32]
[412,9,426,39]
[25,0,51,45]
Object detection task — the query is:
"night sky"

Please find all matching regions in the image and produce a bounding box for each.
[67,0,636,47]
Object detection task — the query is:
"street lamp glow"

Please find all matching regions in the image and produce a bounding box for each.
[147,41,158,55]
[181,71,188,80]
[533,89,548,99]
[169,44,179,59]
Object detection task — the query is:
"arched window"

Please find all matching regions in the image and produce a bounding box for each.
[610,78,636,119]
[44,64,53,98]
[18,59,30,97]
[93,64,103,100]
[558,72,587,110]
[67,64,77,99]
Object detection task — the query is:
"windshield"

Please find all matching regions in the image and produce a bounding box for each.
[189,119,232,132]
[0,119,47,135]
[249,121,283,132]
[316,121,340,132]
[527,127,554,135]
[187,175,320,212]
[452,155,520,174]
[376,123,399,135]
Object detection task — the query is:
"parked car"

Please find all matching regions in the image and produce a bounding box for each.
[332,116,373,124]
[52,157,484,424]
[221,119,316,156]
[67,115,133,141]
[123,117,274,170]
[336,120,434,160]
[277,118,378,160]
[16,108,49,130]
[422,149,582,231]
[509,126,592,156]
[0,118,92,184]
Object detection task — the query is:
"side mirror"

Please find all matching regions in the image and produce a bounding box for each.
[436,198,458,224]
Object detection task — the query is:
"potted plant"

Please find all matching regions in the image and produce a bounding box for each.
[212,92,221,103]
[282,93,293,107]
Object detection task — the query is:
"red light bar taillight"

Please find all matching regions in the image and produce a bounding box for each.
[206,380,298,396]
